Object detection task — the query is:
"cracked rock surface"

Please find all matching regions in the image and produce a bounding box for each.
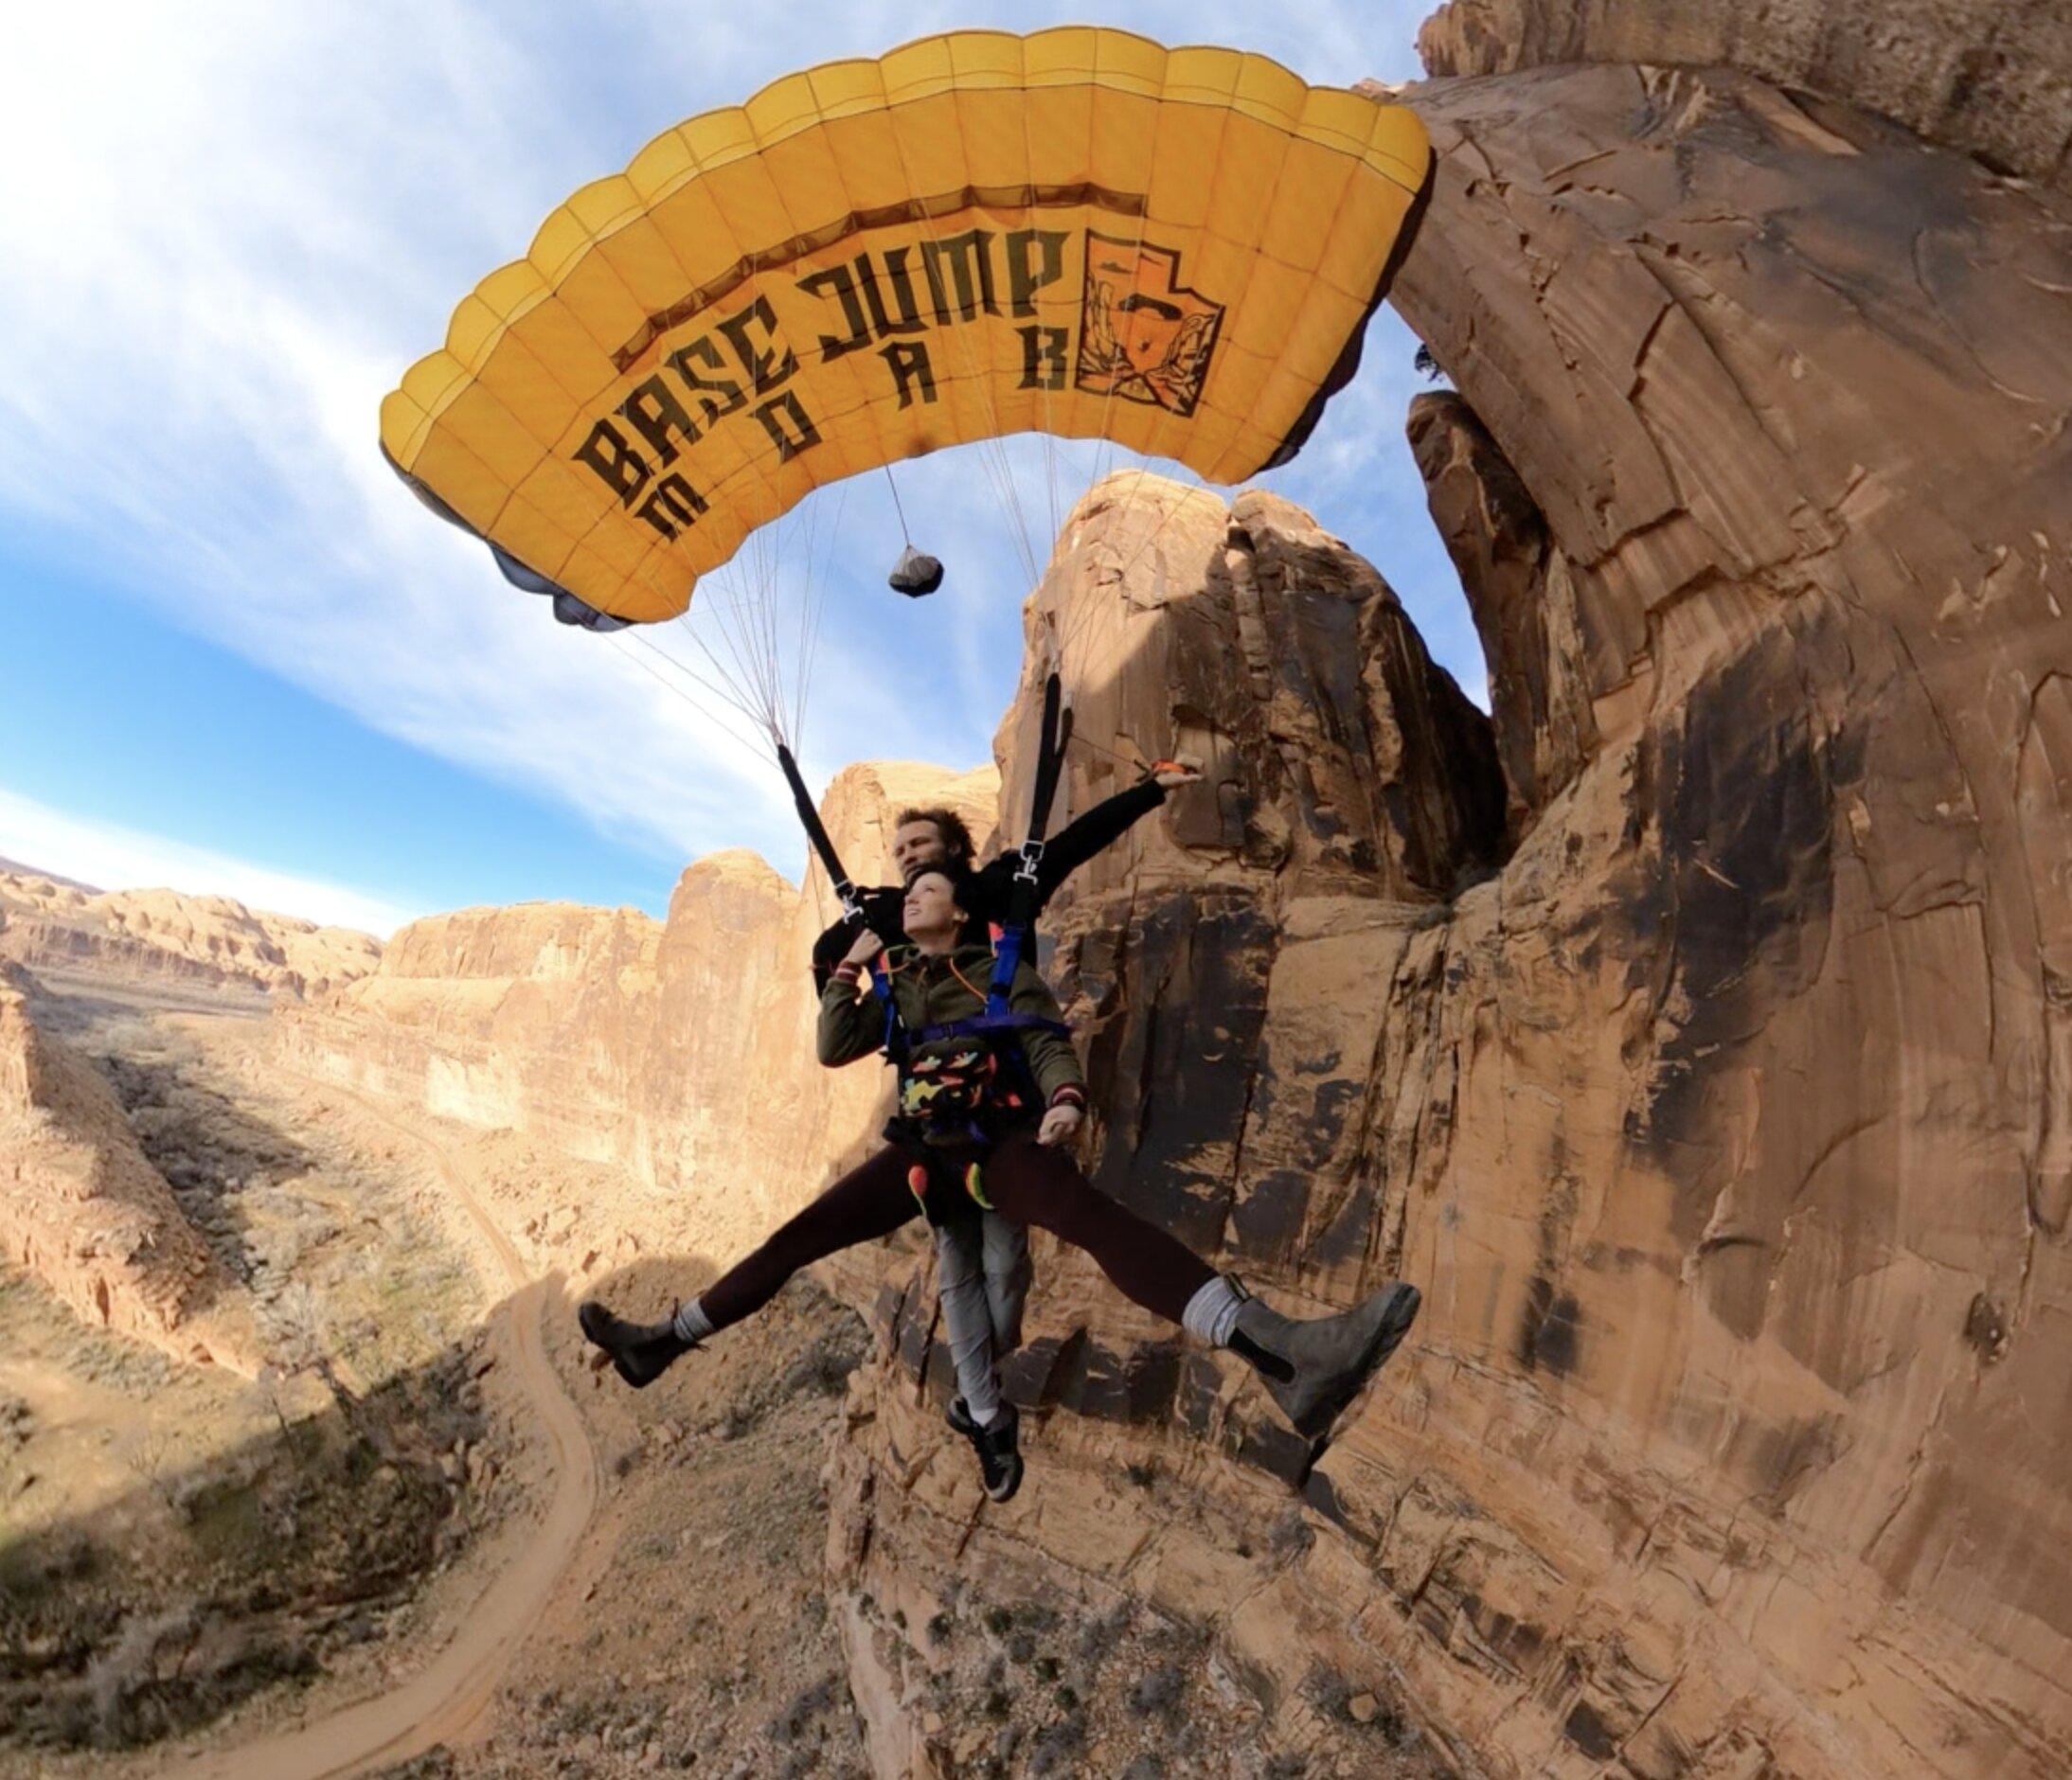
[268,17,2069,1778]
[835,44,2072,1780]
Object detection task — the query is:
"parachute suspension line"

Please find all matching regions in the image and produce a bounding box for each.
[702,576,780,746]
[1099,116,1307,635]
[1085,145,1166,502]
[878,75,1067,776]
[631,617,764,737]
[614,632,776,763]
[874,112,1045,595]
[658,480,840,757]
[1067,100,1307,701]
[1111,458,1213,589]
[1064,722,1152,775]
[1044,436,1062,563]
[746,505,795,741]
[1045,444,1217,760]
[641,132,846,747]
[882,465,912,545]
[637,618,777,750]
[1009,92,1064,579]
[652,337,818,749]
[1042,134,1175,711]
[790,477,846,755]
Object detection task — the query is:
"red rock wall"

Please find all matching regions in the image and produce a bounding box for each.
[277,766,998,1266]
[829,50,2072,1780]
[1349,59,2070,1770]
[0,963,253,1371]
[0,871,382,1000]
[1417,0,2072,192]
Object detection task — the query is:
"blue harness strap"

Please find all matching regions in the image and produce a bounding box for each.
[913,1008,1071,1045]
[880,673,1075,1110]
[872,957,901,1057]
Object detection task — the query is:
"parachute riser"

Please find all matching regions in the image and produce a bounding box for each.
[778,742,896,1041]
[987,672,1069,1019]
[777,742,854,916]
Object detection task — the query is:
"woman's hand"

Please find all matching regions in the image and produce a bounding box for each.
[1037,1102,1083,1147]
[1152,756,1204,790]
[843,927,885,968]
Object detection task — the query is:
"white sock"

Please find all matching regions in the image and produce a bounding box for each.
[1182,1275,1246,1347]
[972,1401,1004,1430]
[671,1296,714,1344]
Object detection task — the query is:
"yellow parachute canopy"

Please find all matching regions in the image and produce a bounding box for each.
[381,27,1432,627]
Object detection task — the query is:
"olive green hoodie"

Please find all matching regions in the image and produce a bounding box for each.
[817,941,1083,1111]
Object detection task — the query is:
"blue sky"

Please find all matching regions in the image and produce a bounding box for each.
[0,0,1470,935]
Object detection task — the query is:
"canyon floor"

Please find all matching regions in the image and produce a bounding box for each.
[3,965,1445,1778]
[0,969,875,1779]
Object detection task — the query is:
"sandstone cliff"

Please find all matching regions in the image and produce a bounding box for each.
[0,962,256,1371]
[263,11,2071,1774]
[832,24,2072,1780]
[278,764,997,1271]
[1417,0,2072,192]
[0,867,383,999]
[826,35,2072,1780]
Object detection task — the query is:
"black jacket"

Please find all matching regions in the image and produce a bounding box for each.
[811,778,1167,985]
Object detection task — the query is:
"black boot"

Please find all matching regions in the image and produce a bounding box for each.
[1227,1281,1421,1439]
[578,1300,693,1389]
[947,1397,1024,1503]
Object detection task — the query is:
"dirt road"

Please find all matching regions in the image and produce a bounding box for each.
[154,1065,601,1780]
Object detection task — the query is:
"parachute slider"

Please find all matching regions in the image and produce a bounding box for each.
[888,543,943,597]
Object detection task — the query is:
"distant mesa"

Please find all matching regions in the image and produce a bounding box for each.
[0,854,101,894]
[0,959,259,1372]
[0,861,383,1001]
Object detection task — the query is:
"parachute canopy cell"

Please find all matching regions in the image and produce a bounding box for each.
[380,27,1433,626]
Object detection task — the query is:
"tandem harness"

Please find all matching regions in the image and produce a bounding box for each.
[885,674,1076,1163]
[777,676,1077,1146]
[903,670,1075,1072]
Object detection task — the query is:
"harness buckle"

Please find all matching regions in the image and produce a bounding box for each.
[1012,839,1045,888]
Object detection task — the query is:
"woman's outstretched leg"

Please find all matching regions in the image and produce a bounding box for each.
[974,1133,1212,1321]
[976,1133,1420,1439]
[580,1145,920,1388]
[697,1145,919,1330]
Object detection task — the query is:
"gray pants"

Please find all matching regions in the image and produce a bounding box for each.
[933,1212,1031,1425]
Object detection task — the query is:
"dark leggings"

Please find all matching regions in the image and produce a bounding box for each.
[698,1131,1215,1332]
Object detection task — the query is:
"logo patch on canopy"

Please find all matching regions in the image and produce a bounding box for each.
[1075,236,1224,417]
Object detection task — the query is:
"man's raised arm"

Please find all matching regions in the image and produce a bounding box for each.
[1031,764,1199,901]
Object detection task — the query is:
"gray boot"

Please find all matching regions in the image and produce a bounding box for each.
[578,1299,693,1389]
[1226,1279,1421,1439]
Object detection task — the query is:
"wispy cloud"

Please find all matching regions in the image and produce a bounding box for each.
[0,1,1463,885]
[0,787,420,936]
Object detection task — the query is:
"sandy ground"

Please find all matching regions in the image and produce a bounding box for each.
[5,967,1443,1779]
[138,1071,601,1780]
[2,970,874,1779]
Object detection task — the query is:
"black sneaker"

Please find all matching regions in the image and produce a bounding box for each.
[947,1397,1024,1503]
[578,1300,692,1389]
